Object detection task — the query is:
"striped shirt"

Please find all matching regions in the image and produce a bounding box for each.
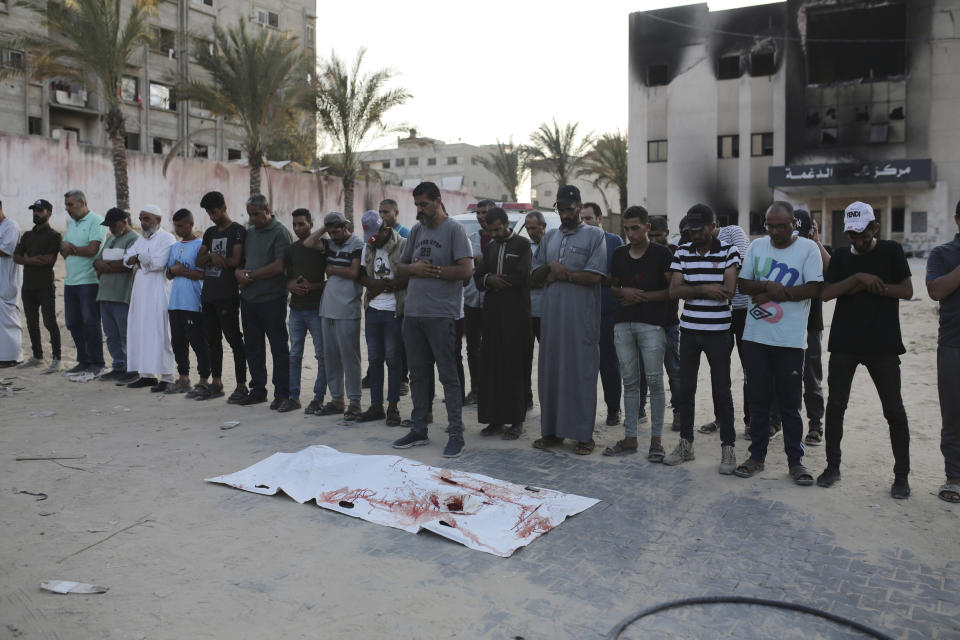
[717,225,751,309]
[669,237,741,332]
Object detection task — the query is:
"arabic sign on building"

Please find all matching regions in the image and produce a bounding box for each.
[769,159,933,188]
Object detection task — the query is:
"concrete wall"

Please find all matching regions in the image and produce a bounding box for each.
[0,133,474,232]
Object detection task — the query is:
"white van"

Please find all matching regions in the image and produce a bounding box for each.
[452,204,560,241]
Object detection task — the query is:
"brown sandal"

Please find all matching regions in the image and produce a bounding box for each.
[532,435,564,449]
[574,439,596,455]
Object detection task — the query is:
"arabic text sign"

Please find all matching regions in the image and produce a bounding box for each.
[769,159,933,188]
[206,445,599,557]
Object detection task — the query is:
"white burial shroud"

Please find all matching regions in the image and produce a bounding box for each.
[206,445,599,557]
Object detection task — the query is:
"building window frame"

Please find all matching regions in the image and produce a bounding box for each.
[255,7,280,28]
[717,135,739,159]
[911,211,927,234]
[750,132,773,157]
[447,156,458,165]
[149,82,175,111]
[647,139,667,163]
[408,157,419,167]
[427,157,437,166]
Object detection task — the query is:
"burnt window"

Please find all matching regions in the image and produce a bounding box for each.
[28,117,42,135]
[750,51,775,77]
[227,148,242,160]
[717,135,739,159]
[647,64,668,87]
[891,207,905,233]
[751,133,773,157]
[193,143,208,158]
[152,137,171,155]
[718,55,740,80]
[869,123,889,144]
[806,2,906,84]
[820,128,838,145]
[124,132,140,150]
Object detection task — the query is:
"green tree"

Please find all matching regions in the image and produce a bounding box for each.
[524,118,593,193]
[579,131,628,214]
[478,139,527,202]
[175,19,312,195]
[1,0,158,210]
[313,48,410,222]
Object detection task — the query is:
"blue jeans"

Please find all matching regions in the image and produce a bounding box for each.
[240,298,290,399]
[614,322,667,438]
[678,330,735,446]
[99,301,128,371]
[403,316,462,436]
[365,308,403,405]
[742,340,805,467]
[288,308,325,402]
[665,324,681,413]
[65,284,103,368]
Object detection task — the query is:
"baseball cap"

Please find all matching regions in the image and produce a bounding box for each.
[323,211,347,228]
[554,185,581,206]
[101,207,129,226]
[199,191,225,210]
[684,204,715,230]
[843,201,875,233]
[140,204,162,217]
[28,199,53,212]
[361,209,382,242]
[794,209,813,238]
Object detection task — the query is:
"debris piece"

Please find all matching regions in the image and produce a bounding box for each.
[221,421,241,430]
[40,581,109,595]
[15,490,48,501]
[27,411,56,418]
[57,516,153,564]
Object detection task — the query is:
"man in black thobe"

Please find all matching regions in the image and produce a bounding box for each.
[475,207,532,440]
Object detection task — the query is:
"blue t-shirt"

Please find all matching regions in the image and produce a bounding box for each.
[740,236,823,349]
[394,223,410,239]
[167,238,204,312]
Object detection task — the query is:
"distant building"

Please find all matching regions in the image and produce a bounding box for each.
[0,0,316,162]
[628,0,960,250]
[529,162,620,226]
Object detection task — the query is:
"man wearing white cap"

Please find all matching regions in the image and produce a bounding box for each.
[123,205,177,391]
[816,201,913,499]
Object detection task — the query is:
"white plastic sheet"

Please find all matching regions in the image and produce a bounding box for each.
[206,445,599,557]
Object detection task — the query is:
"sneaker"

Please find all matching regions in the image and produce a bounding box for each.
[127,376,159,389]
[662,438,695,466]
[63,363,87,377]
[392,430,429,449]
[43,359,62,374]
[891,476,911,499]
[227,386,249,404]
[698,421,718,434]
[277,398,301,413]
[463,390,478,406]
[238,392,267,405]
[304,399,323,415]
[115,371,140,385]
[98,368,122,381]
[17,357,43,369]
[353,405,386,422]
[150,381,173,393]
[816,466,841,488]
[269,398,283,410]
[443,435,466,458]
[718,445,737,475]
[605,410,621,427]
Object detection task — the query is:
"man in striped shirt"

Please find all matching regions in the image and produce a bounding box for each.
[664,204,742,474]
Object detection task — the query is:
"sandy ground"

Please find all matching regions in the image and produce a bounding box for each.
[0,258,957,639]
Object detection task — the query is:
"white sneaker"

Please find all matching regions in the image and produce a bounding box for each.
[89,365,110,378]
[17,357,43,368]
[719,445,737,475]
[44,359,61,374]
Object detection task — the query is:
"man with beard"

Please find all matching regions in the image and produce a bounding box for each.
[0,201,22,367]
[60,189,107,377]
[94,208,139,382]
[462,199,494,405]
[523,210,547,409]
[123,205,177,391]
[531,185,607,455]
[475,207,532,440]
[13,199,61,372]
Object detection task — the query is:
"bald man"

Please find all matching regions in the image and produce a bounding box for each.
[123,205,177,391]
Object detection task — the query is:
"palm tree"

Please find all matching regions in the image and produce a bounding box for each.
[579,131,629,214]
[1,0,157,210]
[313,48,410,222]
[478,139,527,202]
[175,19,312,195]
[524,119,593,193]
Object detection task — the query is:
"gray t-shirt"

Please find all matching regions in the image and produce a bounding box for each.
[401,217,473,319]
[320,233,365,320]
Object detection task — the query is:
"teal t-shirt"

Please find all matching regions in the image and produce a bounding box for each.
[64,211,107,286]
[740,236,823,349]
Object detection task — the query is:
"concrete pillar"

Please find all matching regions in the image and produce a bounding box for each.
[737,74,751,227]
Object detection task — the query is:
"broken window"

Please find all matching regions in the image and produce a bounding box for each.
[750,51,775,77]
[647,64,668,87]
[28,117,42,135]
[124,132,140,150]
[869,123,889,144]
[228,148,242,160]
[820,128,838,145]
[891,207,905,233]
[805,2,906,84]
[718,55,740,80]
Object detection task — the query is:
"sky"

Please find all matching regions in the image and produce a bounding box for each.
[315,0,783,152]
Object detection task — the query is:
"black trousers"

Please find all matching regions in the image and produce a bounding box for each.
[825,352,910,477]
[464,305,482,393]
[21,288,60,360]
[201,297,247,384]
[169,309,211,378]
[526,316,541,405]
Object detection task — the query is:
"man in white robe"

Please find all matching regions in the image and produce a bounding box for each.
[124,205,176,391]
[0,202,23,366]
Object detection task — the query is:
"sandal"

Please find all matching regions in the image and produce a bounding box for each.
[227,387,249,404]
[648,442,665,463]
[938,482,960,504]
[734,459,765,478]
[532,435,564,450]
[789,464,814,486]
[197,383,225,400]
[353,406,385,423]
[385,406,402,427]
[316,402,346,416]
[501,426,523,441]
[803,429,823,446]
[165,380,191,394]
[603,440,639,457]
[573,439,596,455]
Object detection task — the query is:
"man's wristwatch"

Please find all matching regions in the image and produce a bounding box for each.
[244,270,252,281]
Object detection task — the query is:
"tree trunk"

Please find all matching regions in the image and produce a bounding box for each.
[105,107,130,211]
[619,188,627,216]
[343,176,354,222]
[249,150,262,195]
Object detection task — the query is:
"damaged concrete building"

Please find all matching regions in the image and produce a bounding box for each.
[627,0,960,250]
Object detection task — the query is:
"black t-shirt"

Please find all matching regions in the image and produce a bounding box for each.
[201,222,246,303]
[610,242,677,327]
[807,244,832,332]
[283,241,327,310]
[14,224,61,291]
[825,240,911,355]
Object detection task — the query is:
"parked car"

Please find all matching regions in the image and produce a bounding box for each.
[452,204,560,241]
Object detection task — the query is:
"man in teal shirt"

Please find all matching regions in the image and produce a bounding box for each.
[60,189,107,376]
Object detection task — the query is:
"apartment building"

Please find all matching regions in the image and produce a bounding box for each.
[0,0,316,162]
[627,0,960,250]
